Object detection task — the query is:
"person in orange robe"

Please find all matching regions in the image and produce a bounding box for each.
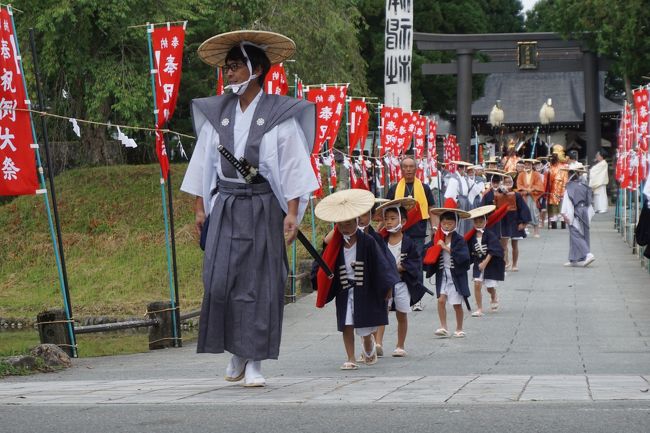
[517,159,545,238]
[547,153,568,229]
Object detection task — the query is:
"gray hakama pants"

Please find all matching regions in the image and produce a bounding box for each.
[198,180,287,360]
[457,195,472,236]
[568,205,590,262]
[525,195,539,225]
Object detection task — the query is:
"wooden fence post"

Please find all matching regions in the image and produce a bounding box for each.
[37,309,74,357]
[147,301,175,350]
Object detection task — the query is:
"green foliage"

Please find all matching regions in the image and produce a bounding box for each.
[9,0,371,164]
[258,0,369,95]
[525,0,650,96]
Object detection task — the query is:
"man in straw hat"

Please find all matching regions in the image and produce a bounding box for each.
[312,189,400,370]
[466,205,505,316]
[561,162,595,267]
[424,207,471,338]
[180,30,318,386]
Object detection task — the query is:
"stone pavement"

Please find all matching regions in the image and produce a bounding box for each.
[1,213,649,406]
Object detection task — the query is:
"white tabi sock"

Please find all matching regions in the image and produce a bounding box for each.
[245,360,266,387]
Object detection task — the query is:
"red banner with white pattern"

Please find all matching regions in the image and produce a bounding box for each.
[427,120,438,178]
[264,63,288,96]
[0,7,38,196]
[151,24,185,180]
[348,99,369,155]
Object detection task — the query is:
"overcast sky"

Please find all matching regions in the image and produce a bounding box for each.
[521,0,538,12]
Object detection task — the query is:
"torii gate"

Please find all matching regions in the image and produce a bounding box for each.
[413,32,608,162]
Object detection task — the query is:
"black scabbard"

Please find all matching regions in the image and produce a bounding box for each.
[296,229,334,279]
[464,296,472,311]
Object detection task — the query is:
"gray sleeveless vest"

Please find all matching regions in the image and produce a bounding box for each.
[191,93,316,179]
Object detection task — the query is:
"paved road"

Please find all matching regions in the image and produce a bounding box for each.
[1,214,649,431]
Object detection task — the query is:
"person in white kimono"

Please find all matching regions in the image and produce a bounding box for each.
[589,150,609,213]
[181,30,319,387]
[444,161,473,235]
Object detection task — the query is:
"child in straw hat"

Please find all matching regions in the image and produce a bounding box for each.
[312,190,400,370]
[467,205,505,316]
[424,208,471,338]
[373,198,427,357]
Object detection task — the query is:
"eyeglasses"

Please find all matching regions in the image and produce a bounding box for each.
[221,62,246,73]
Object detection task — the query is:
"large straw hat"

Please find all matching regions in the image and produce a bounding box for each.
[315,189,376,223]
[560,162,588,173]
[467,205,496,219]
[198,30,296,67]
[375,197,416,214]
[450,160,473,167]
[429,207,471,219]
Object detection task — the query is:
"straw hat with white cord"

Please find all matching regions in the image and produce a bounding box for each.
[467,205,496,220]
[315,189,376,223]
[197,30,296,67]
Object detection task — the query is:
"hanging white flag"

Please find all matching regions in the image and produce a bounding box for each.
[69,118,81,137]
[62,89,69,99]
[177,135,188,160]
[116,126,138,148]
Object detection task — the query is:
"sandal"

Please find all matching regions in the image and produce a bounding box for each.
[364,349,378,365]
[471,310,483,317]
[434,328,450,337]
[453,330,466,338]
[376,344,384,357]
[340,361,359,370]
[490,302,499,311]
[392,348,407,357]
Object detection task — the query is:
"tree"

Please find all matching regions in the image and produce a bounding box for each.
[526,0,650,101]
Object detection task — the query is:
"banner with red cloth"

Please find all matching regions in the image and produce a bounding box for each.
[380,105,401,156]
[397,111,417,154]
[307,85,347,195]
[414,114,427,181]
[348,99,369,155]
[150,24,185,180]
[633,87,649,183]
[443,135,459,173]
[264,63,288,96]
[427,120,438,178]
[0,7,38,196]
[216,68,224,95]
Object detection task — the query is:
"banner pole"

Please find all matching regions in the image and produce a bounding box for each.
[163,131,182,345]
[146,24,180,346]
[26,28,77,357]
[291,74,298,300]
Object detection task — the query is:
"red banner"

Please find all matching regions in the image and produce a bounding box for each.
[348,100,369,155]
[0,7,38,196]
[633,88,649,152]
[264,63,288,96]
[381,106,401,156]
[444,135,459,173]
[414,114,426,181]
[151,24,185,180]
[427,120,438,177]
[397,111,417,154]
[216,68,224,95]
[297,79,303,99]
[306,85,348,155]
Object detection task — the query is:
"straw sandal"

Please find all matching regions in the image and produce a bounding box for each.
[340,362,359,370]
